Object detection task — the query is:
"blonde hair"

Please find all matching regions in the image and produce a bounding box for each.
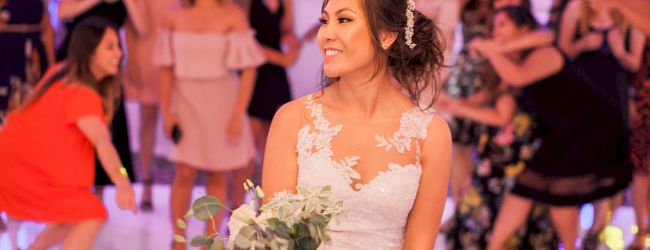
[579,0,627,34]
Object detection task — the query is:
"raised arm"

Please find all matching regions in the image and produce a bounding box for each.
[403,116,452,249]
[496,29,555,54]
[558,0,603,59]
[447,91,516,127]
[58,0,102,20]
[480,44,564,87]
[603,0,650,35]
[122,0,150,36]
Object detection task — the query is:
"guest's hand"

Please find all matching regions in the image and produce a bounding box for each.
[115,182,136,213]
[226,112,244,144]
[607,28,625,56]
[163,113,179,141]
[302,23,320,41]
[283,33,300,51]
[580,32,604,52]
[470,38,499,58]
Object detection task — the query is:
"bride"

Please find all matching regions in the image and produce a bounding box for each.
[261,0,451,249]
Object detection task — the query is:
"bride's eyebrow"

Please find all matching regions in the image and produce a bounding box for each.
[322,7,357,15]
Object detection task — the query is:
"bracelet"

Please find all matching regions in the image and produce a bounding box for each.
[119,166,129,178]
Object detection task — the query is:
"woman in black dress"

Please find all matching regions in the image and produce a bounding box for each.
[0,0,54,123]
[57,0,136,195]
[473,6,633,250]
[559,0,645,247]
[246,0,299,182]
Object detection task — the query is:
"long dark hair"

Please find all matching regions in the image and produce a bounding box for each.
[494,5,539,31]
[24,17,121,120]
[482,6,538,97]
[320,0,446,108]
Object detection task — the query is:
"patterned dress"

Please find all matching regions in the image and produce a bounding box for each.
[630,42,650,174]
[445,0,494,145]
[446,93,558,249]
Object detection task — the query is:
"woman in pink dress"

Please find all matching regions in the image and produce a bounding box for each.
[123,0,180,212]
[153,0,264,248]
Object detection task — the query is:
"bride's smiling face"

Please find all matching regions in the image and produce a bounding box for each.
[317,0,377,78]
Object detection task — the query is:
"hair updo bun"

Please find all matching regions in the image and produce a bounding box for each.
[320,0,446,108]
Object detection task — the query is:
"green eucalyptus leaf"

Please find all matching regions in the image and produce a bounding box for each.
[277,206,286,220]
[267,218,281,229]
[172,234,186,243]
[190,235,213,247]
[191,195,224,221]
[239,225,257,240]
[184,209,194,219]
[297,237,318,250]
[209,240,225,250]
[176,219,187,229]
[234,232,252,249]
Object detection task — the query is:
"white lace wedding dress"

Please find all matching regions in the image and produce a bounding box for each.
[296,95,436,250]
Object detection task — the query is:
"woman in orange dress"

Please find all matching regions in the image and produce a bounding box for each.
[0,17,135,249]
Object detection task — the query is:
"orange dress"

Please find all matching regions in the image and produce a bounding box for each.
[0,81,108,222]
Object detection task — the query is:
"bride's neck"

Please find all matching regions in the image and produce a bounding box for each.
[333,71,403,120]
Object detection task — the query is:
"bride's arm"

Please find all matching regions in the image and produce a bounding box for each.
[261,100,303,203]
[403,116,452,249]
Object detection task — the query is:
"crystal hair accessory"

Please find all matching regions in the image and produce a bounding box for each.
[405,0,416,49]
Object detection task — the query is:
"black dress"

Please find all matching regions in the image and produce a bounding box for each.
[56,1,135,184]
[247,0,292,122]
[0,0,48,123]
[510,51,632,206]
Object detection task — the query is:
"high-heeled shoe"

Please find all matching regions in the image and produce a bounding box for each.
[581,231,600,250]
[139,178,154,212]
[0,216,6,232]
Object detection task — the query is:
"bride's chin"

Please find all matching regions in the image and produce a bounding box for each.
[323,69,340,78]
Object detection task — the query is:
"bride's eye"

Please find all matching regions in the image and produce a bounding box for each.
[319,18,329,25]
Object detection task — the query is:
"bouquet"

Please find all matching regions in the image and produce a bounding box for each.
[174,180,348,250]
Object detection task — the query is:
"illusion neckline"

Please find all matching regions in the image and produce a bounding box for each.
[307,95,421,125]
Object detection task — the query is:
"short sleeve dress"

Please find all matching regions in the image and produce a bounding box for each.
[0,82,108,222]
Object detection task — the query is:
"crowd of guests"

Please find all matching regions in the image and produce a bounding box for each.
[0,0,649,249]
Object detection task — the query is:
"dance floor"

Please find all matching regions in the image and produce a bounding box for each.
[0,101,641,250]
[0,183,640,250]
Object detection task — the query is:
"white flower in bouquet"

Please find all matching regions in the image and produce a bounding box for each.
[175,180,347,250]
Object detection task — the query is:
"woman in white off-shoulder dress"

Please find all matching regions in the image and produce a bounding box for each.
[152,0,265,248]
[262,0,452,249]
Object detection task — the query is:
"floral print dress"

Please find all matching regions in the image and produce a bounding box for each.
[446,109,559,250]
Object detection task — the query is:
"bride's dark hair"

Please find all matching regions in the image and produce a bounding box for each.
[320,0,446,108]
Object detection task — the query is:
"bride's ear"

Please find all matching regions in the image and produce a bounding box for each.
[379,31,398,50]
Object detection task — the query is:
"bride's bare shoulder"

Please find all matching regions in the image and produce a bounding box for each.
[269,94,316,132]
